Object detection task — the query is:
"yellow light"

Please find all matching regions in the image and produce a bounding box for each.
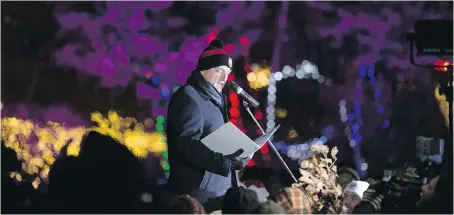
[247,73,257,82]
[288,129,298,139]
[1,111,168,179]
[248,65,271,90]
[275,108,288,118]
[15,174,22,182]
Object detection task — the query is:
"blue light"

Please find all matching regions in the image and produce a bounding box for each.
[152,75,161,85]
[374,91,381,100]
[325,125,334,134]
[355,111,362,119]
[377,106,384,114]
[355,133,363,143]
[161,87,170,99]
[359,65,367,77]
[320,136,328,144]
[353,104,361,112]
[348,113,355,122]
[367,66,375,78]
[383,120,390,128]
[352,123,360,132]
[369,77,376,85]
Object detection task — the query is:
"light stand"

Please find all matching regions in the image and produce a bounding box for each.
[241,101,298,184]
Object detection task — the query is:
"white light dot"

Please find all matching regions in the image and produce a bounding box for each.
[266,106,275,114]
[267,94,276,102]
[311,72,320,80]
[289,68,296,77]
[267,120,276,129]
[349,140,356,147]
[267,114,275,121]
[341,114,348,122]
[274,72,283,81]
[269,78,276,85]
[360,162,368,171]
[317,75,325,83]
[141,193,153,203]
[283,65,292,75]
[268,85,277,94]
[339,100,346,107]
[339,107,347,115]
[296,70,304,79]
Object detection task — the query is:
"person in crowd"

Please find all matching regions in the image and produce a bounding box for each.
[47,155,80,213]
[274,187,312,214]
[252,200,286,214]
[2,140,24,213]
[166,38,251,212]
[337,162,360,190]
[72,131,144,213]
[165,194,206,214]
[222,186,261,214]
[342,180,370,213]
[352,171,439,214]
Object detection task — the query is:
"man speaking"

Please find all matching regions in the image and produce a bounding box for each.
[166,38,249,211]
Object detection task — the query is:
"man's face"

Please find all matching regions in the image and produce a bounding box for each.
[200,66,231,92]
[420,175,439,202]
[343,191,361,212]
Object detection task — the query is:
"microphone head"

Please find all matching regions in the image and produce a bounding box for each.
[227,81,240,89]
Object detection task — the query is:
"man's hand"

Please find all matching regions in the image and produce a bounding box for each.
[224,149,249,170]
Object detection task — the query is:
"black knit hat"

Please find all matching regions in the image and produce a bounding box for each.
[196,38,233,71]
[222,187,260,214]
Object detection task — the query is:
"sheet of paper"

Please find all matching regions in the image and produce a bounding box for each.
[201,122,279,159]
[254,125,280,147]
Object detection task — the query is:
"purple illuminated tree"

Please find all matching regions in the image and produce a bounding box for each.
[52,2,265,117]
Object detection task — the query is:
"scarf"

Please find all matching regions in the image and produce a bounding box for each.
[187,70,224,108]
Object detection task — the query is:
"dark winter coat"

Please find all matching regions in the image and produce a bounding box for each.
[166,71,236,206]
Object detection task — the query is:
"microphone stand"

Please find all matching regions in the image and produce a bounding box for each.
[241,101,299,184]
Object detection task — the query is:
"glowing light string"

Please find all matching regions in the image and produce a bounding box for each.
[1,111,168,183]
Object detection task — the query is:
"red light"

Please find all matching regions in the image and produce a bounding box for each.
[225,44,234,53]
[229,108,240,117]
[208,34,216,43]
[231,99,240,108]
[247,159,255,167]
[229,93,238,101]
[254,111,263,120]
[229,118,237,125]
[228,73,235,81]
[260,145,269,154]
[240,128,247,134]
[434,59,452,72]
[240,36,249,45]
[256,129,262,135]
[145,71,152,79]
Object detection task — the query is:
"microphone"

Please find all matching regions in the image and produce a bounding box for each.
[228,81,260,107]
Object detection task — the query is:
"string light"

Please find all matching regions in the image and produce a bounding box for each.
[266,60,321,136]
[1,111,168,181]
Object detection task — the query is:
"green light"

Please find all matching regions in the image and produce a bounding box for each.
[173,86,180,93]
[155,123,164,132]
[156,115,165,123]
[162,151,168,159]
[162,162,170,171]
[164,172,170,179]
